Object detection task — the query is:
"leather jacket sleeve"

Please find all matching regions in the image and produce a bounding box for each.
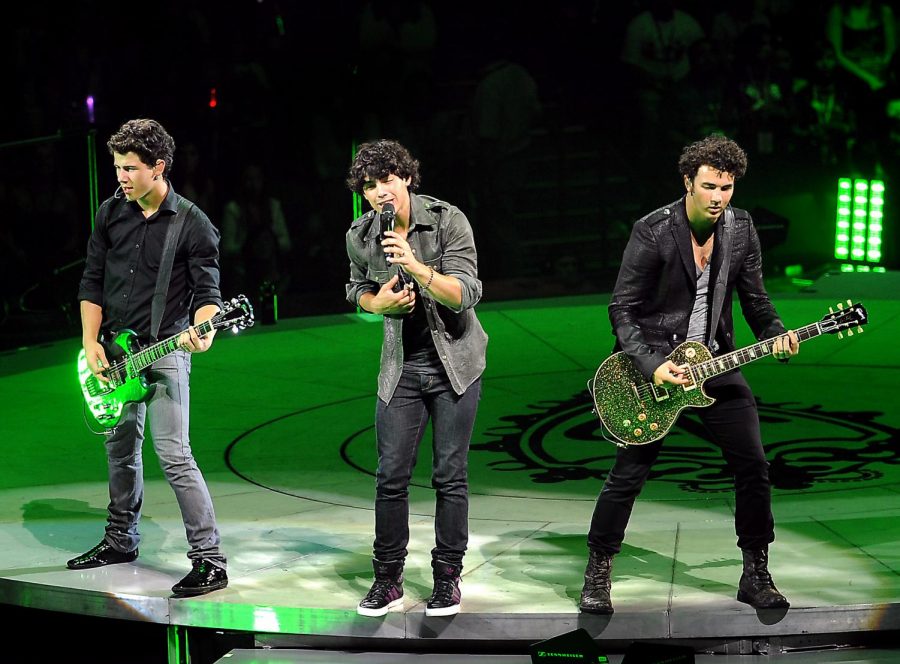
[735,220,786,341]
[608,219,670,379]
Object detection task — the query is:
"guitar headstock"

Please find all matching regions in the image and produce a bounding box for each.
[214,294,255,332]
[821,300,867,338]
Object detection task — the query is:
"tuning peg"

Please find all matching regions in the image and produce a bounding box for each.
[837,331,843,339]
[837,302,845,310]
[829,306,835,314]
[847,299,853,306]
[858,326,864,333]
[846,329,854,337]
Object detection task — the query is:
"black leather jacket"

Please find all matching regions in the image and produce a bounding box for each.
[609,197,787,380]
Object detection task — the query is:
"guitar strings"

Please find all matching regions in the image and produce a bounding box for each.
[632,320,832,395]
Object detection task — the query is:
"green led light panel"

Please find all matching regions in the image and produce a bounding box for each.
[834,178,851,259]
[834,177,885,265]
[868,180,884,262]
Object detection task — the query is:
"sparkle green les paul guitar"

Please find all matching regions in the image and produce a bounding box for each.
[590,301,868,447]
[77,295,254,432]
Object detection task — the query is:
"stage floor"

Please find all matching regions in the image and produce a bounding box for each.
[1,284,898,655]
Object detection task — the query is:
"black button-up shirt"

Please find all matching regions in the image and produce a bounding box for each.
[78,184,223,339]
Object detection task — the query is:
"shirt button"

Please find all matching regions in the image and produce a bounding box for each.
[135,244,140,248]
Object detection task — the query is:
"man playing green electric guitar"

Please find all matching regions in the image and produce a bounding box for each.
[68,118,229,599]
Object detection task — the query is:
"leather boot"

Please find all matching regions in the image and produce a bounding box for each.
[579,550,614,614]
[737,547,790,609]
[358,559,404,617]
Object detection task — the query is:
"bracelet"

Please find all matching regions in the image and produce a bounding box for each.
[423,266,435,290]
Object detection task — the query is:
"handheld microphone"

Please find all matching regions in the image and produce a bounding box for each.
[380,202,396,236]
[379,202,408,291]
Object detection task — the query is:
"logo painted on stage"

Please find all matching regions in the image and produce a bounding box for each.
[472,391,899,493]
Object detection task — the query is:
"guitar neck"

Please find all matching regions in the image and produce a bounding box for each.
[130,319,215,373]
[693,321,821,381]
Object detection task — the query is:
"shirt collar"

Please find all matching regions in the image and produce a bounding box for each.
[364,193,436,241]
[110,180,178,223]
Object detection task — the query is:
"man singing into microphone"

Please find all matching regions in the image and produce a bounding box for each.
[345,139,488,617]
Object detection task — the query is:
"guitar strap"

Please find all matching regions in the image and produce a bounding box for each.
[150,195,193,342]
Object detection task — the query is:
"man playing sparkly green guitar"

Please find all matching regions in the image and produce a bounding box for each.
[580,135,798,614]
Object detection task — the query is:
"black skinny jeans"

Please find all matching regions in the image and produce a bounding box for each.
[588,370,775,554]
[374,370,481,566]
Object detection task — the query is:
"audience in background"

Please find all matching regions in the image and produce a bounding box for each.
[2,2,898,347]
[826,0,897,173]
[221,164,292,298]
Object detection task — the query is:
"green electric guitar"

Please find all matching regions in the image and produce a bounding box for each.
[77,295,255,432]
[590,301,868,447]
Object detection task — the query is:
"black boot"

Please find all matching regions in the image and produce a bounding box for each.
[737,547,790,609]
[579,550,614,614]
[358,559,404,617]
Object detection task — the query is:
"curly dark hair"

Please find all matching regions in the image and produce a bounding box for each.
[677,134,747,181]
[107,118,176,176]
[346,139,421,194]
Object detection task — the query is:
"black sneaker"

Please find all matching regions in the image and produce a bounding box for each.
[172,559,228,597]
[425,560,461,617]
[357,559,404,617]
[67,540,138,570]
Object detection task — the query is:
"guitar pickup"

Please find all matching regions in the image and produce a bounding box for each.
[650,384,671,402]
[86,378,112,397]
[682,369,699,393]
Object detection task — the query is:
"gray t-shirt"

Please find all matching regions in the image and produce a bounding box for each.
[686,263,710,343]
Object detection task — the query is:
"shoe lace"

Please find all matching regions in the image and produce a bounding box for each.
[430,577,459,604]
[365,578,398,601]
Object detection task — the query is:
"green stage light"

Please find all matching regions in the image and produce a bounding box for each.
[834,178,851,259]
[867,180,884,262]
[834,177,885,268]
[351,140,362,221]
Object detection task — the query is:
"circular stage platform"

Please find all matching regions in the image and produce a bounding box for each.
[1,292,898,661]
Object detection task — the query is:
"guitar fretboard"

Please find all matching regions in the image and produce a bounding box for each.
[691,322,821,382]
[129,320,216,375]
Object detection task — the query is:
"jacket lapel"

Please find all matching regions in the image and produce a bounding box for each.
[672,201,696,289]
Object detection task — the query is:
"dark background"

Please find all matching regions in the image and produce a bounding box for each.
[1,0,897,349]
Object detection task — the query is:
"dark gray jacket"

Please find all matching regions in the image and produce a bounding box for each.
[609,197,787,379]
[346,193,488,402]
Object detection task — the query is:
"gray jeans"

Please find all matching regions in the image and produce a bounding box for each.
[103,351,225,568]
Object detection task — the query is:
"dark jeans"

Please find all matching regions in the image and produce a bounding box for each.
[588,371,775,555]
[373,370,481,566]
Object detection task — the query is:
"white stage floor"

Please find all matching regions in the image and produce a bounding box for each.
[1,292,898,658]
